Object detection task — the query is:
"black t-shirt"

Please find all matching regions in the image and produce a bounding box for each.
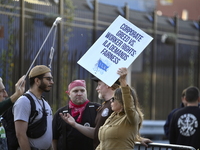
[93,99,113,149]
[169,106,200,149]
[53,102,100,150]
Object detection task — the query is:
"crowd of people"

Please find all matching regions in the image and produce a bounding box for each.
[0,64,200,150]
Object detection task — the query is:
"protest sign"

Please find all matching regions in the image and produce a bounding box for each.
[77,15,153,86]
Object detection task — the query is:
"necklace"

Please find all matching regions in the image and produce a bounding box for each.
[36,98,44,109]
[29,91,44,109]
[29,90,42,99]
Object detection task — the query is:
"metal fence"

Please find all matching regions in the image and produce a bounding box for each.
[0,0,200,119]
[135,142,196,150]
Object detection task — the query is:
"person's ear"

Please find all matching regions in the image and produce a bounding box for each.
[35,78,41,86]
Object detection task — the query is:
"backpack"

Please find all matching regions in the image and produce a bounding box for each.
[2,93,47,150]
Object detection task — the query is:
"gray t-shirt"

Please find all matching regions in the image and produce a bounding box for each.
[13,91,52,149]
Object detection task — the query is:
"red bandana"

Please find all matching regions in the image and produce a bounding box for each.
[69,100,89,123]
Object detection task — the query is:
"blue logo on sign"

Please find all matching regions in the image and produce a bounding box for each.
[94,59,111,74]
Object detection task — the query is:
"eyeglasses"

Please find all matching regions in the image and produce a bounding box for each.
[43,77,53,82]
[110,97,123,104]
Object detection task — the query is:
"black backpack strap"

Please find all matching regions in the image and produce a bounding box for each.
[23,93,38,124]
[62,105,69,150]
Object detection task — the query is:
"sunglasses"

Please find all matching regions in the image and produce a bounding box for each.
[110,97,115,102]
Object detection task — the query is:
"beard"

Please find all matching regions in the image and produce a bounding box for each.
[98,93,103,100]
[39,81,50,92]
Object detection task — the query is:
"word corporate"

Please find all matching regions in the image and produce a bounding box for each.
[99,23,145,64]
[120,23,144,42]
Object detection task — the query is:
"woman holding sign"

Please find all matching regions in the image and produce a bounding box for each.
[95,67,145,150]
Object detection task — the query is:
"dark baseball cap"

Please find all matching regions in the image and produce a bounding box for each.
[92,76,120,85]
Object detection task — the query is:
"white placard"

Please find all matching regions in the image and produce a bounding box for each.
[77,15,153,86]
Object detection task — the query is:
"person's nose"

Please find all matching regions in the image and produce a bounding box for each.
[50,80,54,84]
[96,86,99,91]
[77,91,82,95]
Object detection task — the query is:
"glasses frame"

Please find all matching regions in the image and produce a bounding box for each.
[110,97,115,102]
[42,77,53,82]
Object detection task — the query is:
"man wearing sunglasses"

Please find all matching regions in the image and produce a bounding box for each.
[13,65,54,150]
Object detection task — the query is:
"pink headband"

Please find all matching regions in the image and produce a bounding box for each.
[66,80,86,94]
